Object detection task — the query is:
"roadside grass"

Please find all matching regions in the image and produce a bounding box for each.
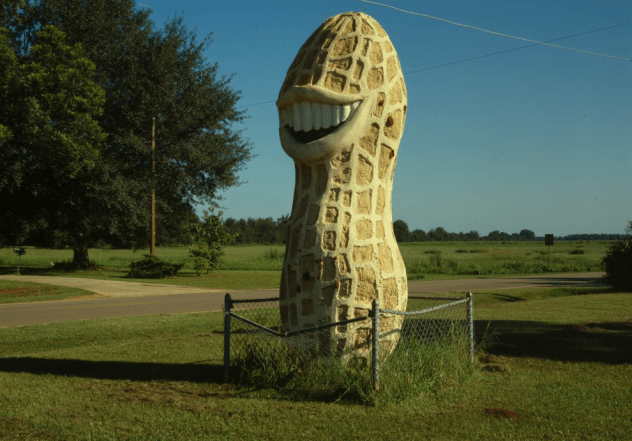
[0,241,610,288]
[0,280,100,304]
[0,287,630,440]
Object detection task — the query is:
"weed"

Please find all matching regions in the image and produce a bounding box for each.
[263,249,284,260]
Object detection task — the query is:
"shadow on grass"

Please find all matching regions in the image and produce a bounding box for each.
[508,275,607,287]
[491,294,525,303]
[477,319,632,364]
[0,266,72,276]
[0,358,226,383]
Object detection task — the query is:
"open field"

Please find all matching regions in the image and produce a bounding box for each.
[0,241,610,289]
[0,286,630,440]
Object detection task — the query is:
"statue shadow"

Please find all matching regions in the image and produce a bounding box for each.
[0,357,226,384]
[475,319,632,365]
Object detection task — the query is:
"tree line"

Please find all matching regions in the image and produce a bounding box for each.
[218,217,624,245]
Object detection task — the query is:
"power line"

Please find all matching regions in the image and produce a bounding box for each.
[357,0,632,61]
[237,99,276,110]
[405,21,632,75]
[237,21,631,110]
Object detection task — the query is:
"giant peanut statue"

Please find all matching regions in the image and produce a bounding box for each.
[277,12,407,356]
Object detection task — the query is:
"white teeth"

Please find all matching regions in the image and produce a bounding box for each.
[321,104,331,129]
[293,103,301,132]
[280,101,361,133]
[312,102,321,130]
[341,104,351,122]
[301,101,312,132]
[332,105,341,126]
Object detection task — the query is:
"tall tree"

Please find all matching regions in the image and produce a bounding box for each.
[0,25,105,250]
[0,1,252,266]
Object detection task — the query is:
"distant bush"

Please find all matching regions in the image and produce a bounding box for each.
[602,223,632,291]
[569,249,586,255]
[126,254,184,279]
[455,248,485,253]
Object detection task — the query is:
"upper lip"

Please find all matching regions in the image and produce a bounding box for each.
[277,85,365,109]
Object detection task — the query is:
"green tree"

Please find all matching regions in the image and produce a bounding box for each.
[393,220,411,243]
[0,1,252,266]
[0,25,105,249]
[428,227,448,241]
[411,229,427,242]
[602,220,632,291]
[189,209,236,274]
[519,229,536,241]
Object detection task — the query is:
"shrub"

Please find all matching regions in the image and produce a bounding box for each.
[569,249,586,255]
[264,249,284,260]
[126,254,184,279]
[602,233,632,291]
[188,208,236,275]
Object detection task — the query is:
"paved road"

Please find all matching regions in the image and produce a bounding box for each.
[0,272,605,328]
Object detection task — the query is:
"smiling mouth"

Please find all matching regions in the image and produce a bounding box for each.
[279,100,361,144]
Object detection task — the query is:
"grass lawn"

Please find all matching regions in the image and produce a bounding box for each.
[0,286,630,440]
[0,280,100,304]
[0,241,609,290]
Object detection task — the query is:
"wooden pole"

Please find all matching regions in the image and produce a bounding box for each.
[151,117,156,255]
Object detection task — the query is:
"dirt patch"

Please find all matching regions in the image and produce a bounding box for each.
[484,408,520,419]
[114,381,221,413]
[60,294,107,301]
[0,288,54,298]
[576,320,632,333]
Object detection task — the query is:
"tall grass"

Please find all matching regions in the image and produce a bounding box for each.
[232,326,475,405]
[377,330,475,403]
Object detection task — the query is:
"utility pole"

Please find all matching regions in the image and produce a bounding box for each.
[151,117,156,255]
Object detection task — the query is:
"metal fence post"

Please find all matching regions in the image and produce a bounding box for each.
[223,293,232,381]
[371,298,379,395]
[466,292,474,363]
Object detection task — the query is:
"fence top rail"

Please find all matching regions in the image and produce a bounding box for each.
[227,297,280,305]
[229,311,370,338]
[408,295,465,301]
[381,298,468,316]
[227,295,467,306]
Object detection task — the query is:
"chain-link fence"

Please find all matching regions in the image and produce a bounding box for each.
[223,293,473,403]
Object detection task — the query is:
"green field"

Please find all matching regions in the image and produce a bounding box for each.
[0,286,630,440]
[0,241,609,289]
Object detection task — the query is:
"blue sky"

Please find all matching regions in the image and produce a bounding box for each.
[138,0,631,236]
